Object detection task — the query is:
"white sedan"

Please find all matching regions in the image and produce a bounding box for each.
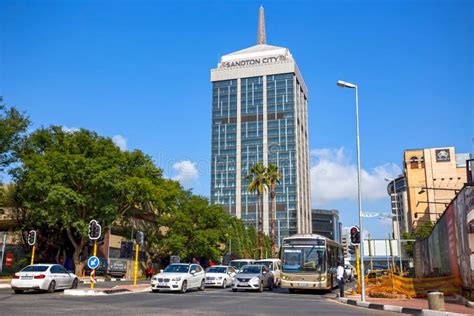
[205,265,236,288]
[151,263,205,293]
[11,264,79,294]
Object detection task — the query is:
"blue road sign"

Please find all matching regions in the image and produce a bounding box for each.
[87,256,100,270]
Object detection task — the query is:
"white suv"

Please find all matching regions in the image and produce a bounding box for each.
[151,263,205,293]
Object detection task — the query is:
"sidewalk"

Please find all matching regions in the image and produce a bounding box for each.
[343,294,474,315]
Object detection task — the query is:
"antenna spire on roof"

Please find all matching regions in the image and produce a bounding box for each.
[257,6,266,45]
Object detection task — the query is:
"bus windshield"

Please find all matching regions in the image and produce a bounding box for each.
[282,247,325,273]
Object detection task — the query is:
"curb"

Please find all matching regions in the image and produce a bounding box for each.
[0,284,11,289]
[338,298,470,316]
[80,278,127,284]
[453,295,474,309]
[64,286,151,297]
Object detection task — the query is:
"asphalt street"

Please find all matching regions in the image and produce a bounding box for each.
[0,281,399,316]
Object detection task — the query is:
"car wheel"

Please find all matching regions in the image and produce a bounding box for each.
[267,278,273,291]
[258,281,264,292]
[180,280,187,294]
[198,279,205,291]
[222,279,227,288]
[71,278,78,289]
[13,289,24,294]
[152,289,160,293]
[232,288,237,292]
[47,280,56,293]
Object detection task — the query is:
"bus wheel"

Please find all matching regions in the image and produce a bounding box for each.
[289,288,296,294]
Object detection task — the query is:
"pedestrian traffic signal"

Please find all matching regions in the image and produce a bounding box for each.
[348,244,356,255]
[27,230,36,246]
[350,226,360,245]
[120,240,134,258]
[88,220,102,240]
[135,231,144,246]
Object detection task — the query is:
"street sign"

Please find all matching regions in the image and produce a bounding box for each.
[87,256,100,270]
[5,253,13,267]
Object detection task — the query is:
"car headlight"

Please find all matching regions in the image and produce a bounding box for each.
[321,277,326,281]
[172,277,182,281]
[250,277,259,283]
[152,277,158,281]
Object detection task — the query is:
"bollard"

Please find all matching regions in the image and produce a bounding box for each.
[427,291,445,311]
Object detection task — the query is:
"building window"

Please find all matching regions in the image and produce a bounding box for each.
[420,156,425,168]
[410,156,419,169]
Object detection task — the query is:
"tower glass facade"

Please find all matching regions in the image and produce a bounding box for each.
[210,8,311,242]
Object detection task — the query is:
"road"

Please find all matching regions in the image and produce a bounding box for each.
[0,281,398,315]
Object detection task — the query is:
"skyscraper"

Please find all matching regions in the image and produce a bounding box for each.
[210,7,311,242]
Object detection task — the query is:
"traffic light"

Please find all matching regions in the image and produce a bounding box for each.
[88,220,102,240]
[120,240,134,258]
[350,226,360,245]
[27,230,36,246]
[348,244,356,255]
[135,231,144,246]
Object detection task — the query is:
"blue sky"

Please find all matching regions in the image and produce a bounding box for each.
[1,0,472,239]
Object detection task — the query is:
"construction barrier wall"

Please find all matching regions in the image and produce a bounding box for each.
[392,274,462,298]
[414,185,474,299]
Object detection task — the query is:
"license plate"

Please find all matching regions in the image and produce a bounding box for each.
[158,282,167,286]
[21,276,33,280]
[298,283,308,287]
[238,282,248,286]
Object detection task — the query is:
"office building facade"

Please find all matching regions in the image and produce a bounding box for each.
[210,7,311,240]
[404,147,470,230]
[311,209,341,243]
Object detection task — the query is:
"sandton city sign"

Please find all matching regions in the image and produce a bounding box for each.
[221,55,286,68]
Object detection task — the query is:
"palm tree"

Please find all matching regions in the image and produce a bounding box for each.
[266,164,282,257]
[245,162,268,259]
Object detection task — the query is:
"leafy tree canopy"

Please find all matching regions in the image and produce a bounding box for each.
[0,104,29,173]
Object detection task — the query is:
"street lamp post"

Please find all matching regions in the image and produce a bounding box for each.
[385,178,404,274]
[337,80,365,301]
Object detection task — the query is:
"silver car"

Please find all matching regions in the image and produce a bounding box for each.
[232,264,274,292]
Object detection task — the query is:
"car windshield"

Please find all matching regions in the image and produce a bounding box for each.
[164,264,189,273]
[230,261,250,269]
[256,261,273,270]
[282,247,325,273]
[21,265,49,272]
[240,266,261,274]
[207,267,226,274]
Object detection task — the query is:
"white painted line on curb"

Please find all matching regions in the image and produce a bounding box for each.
[356,301,370,308]
[383,305,403,313]
[0,284,11,289]
[64,289,107,296]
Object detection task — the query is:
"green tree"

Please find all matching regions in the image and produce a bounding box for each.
[10,126,163,270]
[266,164,282,256]
[0,103,29,173]
[157,193,231,261]
[402,221,434,258]
[246,163,268,259]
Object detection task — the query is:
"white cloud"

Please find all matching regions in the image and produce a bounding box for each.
[62,126,80,133]
[172,160,199,188]
[112,135,127,151]
[310,147,401,207]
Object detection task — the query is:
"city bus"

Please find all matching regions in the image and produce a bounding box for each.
[280,234,343,292]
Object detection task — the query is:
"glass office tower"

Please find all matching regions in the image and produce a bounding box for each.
[210,7,311,242]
